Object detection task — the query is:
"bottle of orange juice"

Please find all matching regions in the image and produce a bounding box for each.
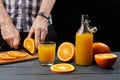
[75,15,97,66]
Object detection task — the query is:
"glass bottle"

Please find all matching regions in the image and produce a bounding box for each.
[75,15,97,66]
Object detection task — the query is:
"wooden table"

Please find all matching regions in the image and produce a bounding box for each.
[0,52,120,80]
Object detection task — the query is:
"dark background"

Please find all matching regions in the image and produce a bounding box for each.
[51,0,120,51]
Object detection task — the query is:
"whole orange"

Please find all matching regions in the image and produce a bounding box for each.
[93,42,111,55]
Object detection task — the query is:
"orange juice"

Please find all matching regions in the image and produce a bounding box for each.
[38,41,56,65]
[75,33,93,66]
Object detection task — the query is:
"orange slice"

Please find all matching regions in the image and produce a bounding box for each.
[23,37,35,54]
[0,52,18,60]
[57,42,75,62]
[50,63,75,73]
[7,51,27,58]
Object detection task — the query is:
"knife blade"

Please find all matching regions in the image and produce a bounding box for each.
[19,44,33,55]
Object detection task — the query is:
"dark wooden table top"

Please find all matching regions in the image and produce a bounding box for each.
[0,52,120,80]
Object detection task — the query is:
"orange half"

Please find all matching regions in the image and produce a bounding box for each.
[57,42,75,62]
[7,51,27,58]
[50,63,75,73]
[23,37,35,54]
[0,52,18,60]
[94,53,117,68]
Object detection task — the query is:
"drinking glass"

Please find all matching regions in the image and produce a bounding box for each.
[38,41,56,66]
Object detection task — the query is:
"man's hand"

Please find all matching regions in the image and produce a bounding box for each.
[28,16,49,48]
[1,22,21,49]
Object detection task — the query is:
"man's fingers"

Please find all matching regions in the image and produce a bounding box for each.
[9,39,13,48]
[27,28,34,38]
[13,38,20,49]
[6,39,13,48]
[35,30,41,48]
[40,30,48,42]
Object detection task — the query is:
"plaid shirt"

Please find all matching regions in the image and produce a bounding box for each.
[3,0,52,32]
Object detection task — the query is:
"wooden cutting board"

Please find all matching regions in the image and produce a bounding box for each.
[0,50,38,65]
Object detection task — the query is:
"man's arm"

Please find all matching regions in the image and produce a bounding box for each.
[38,0,56,16]
[0,0,12,26]
[28,0,56,47]
[0,0,20,49]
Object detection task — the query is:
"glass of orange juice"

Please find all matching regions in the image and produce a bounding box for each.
[38,41,56,66]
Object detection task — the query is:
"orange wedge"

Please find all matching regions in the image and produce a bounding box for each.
[50,63,75,73]
[23,37,35,54]
[0,52,18,60]
[7,51,27,58]
[57,42,75,62]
